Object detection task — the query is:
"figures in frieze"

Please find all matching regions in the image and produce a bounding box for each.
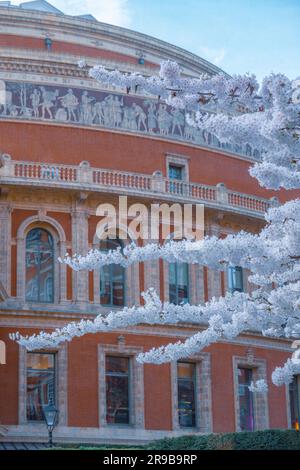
[0,90,12,116]
[0,80,261,159]
[30,88,41,118]
[145,101,157,133]
[157,104,171,135]
[122,106,137,130]
[122,106,131,129]
[92,101,105,125]
[102,95,115,127]
[8,104,19,117]
[113,96,123,127]
[80,91,95,124]
[40,86,59,119]
[132,102,147,130]
[184,123,196,140]
[55,107,68,122]
[58,89,79,122]
[171,108,184,136]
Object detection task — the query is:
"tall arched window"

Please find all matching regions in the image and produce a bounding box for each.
[25,228,54,303]
[169,262,189,304]
[100,237,125,306]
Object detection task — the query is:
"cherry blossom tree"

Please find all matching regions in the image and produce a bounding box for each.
[10,61,300,388]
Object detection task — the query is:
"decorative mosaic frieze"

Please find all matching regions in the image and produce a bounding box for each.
[0,79,260,159]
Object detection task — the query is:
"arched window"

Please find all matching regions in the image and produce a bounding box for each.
[25,228,54,303]
[228,266,243,293]
[169,262,189,304]
[100,237,125,306]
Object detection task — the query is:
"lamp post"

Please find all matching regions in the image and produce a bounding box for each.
[43,398,59,448]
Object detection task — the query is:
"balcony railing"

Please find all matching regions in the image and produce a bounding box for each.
[0,155,277,218]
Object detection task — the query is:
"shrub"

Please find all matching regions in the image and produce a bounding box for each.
[146,429,300,450]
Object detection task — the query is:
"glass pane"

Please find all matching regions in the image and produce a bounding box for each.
[112,264,125,306]
[25,228,54,303]
[106,376,129,424]
[169,262,189,304]
[178,362,195,379]
[26,353,55,421]
[177,263,189,303]
[169,165,183,180]
[289,376,300,429]
[105,356,129,424]
[39,252,54,302]
[238,367,254,431]
[228,266,243,292]
[100,238,125,306]
[100,266,112,305]
[178,362,196,427]
[106,356,129,374]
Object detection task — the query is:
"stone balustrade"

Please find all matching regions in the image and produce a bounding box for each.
[0,155,276,218]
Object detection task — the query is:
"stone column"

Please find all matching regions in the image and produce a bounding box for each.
[71,207,89,306]
[207,223,222,300]
[143,238,161,297]
[0,203,12,296]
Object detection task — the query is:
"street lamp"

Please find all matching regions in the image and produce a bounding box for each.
[43,399,59,448]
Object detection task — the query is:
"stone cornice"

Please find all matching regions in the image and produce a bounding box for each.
[0,6,228,77]
[0,47,156,76]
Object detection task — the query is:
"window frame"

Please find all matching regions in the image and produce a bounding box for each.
[99,237,126,307]
[237,366,255,432]
[288,375,300,429]
[177,361,197,428]
[169,261,190,305]
[232,355,269,431]
[98,344,145,429]
[26,351,57,423]
[228,265,244,293]
[171,353,212,433]
[25,227,55,303]
[105,355,131,426]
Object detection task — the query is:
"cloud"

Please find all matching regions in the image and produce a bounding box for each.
[199,46,226,66]
[82,0,132,27]
[10,0,132,27]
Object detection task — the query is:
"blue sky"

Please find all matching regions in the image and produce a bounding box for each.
[13,0,300,81]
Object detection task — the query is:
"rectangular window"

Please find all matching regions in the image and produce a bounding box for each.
[168,165,184,195]
[169,164,183,180]
[26,352,56,421]
[289,376,300,429]
[177,362,196,427]
[228,266,243,293]
[169,262,189,304]
[106,356,130,425]
[238,367,255,431]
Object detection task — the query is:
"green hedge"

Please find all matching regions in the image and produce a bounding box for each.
[146,430,300,450]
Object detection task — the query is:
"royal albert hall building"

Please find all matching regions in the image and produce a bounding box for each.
[0,0,299,445]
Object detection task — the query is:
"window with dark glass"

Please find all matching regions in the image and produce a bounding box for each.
[238,367,255,431]
[228,266,243,293]
[26,353,56,421]
[25,228,54,303]
[177,362,196,427]
[100,238,125,306]
[289,376,300,429]
[168,164,184,194]
[169,165,183,180]
[105,356,130,424]
[169,262,189,304]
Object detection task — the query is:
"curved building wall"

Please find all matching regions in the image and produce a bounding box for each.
[0,3,296,444]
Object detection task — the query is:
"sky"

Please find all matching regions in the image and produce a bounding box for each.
[11,0,300,81]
